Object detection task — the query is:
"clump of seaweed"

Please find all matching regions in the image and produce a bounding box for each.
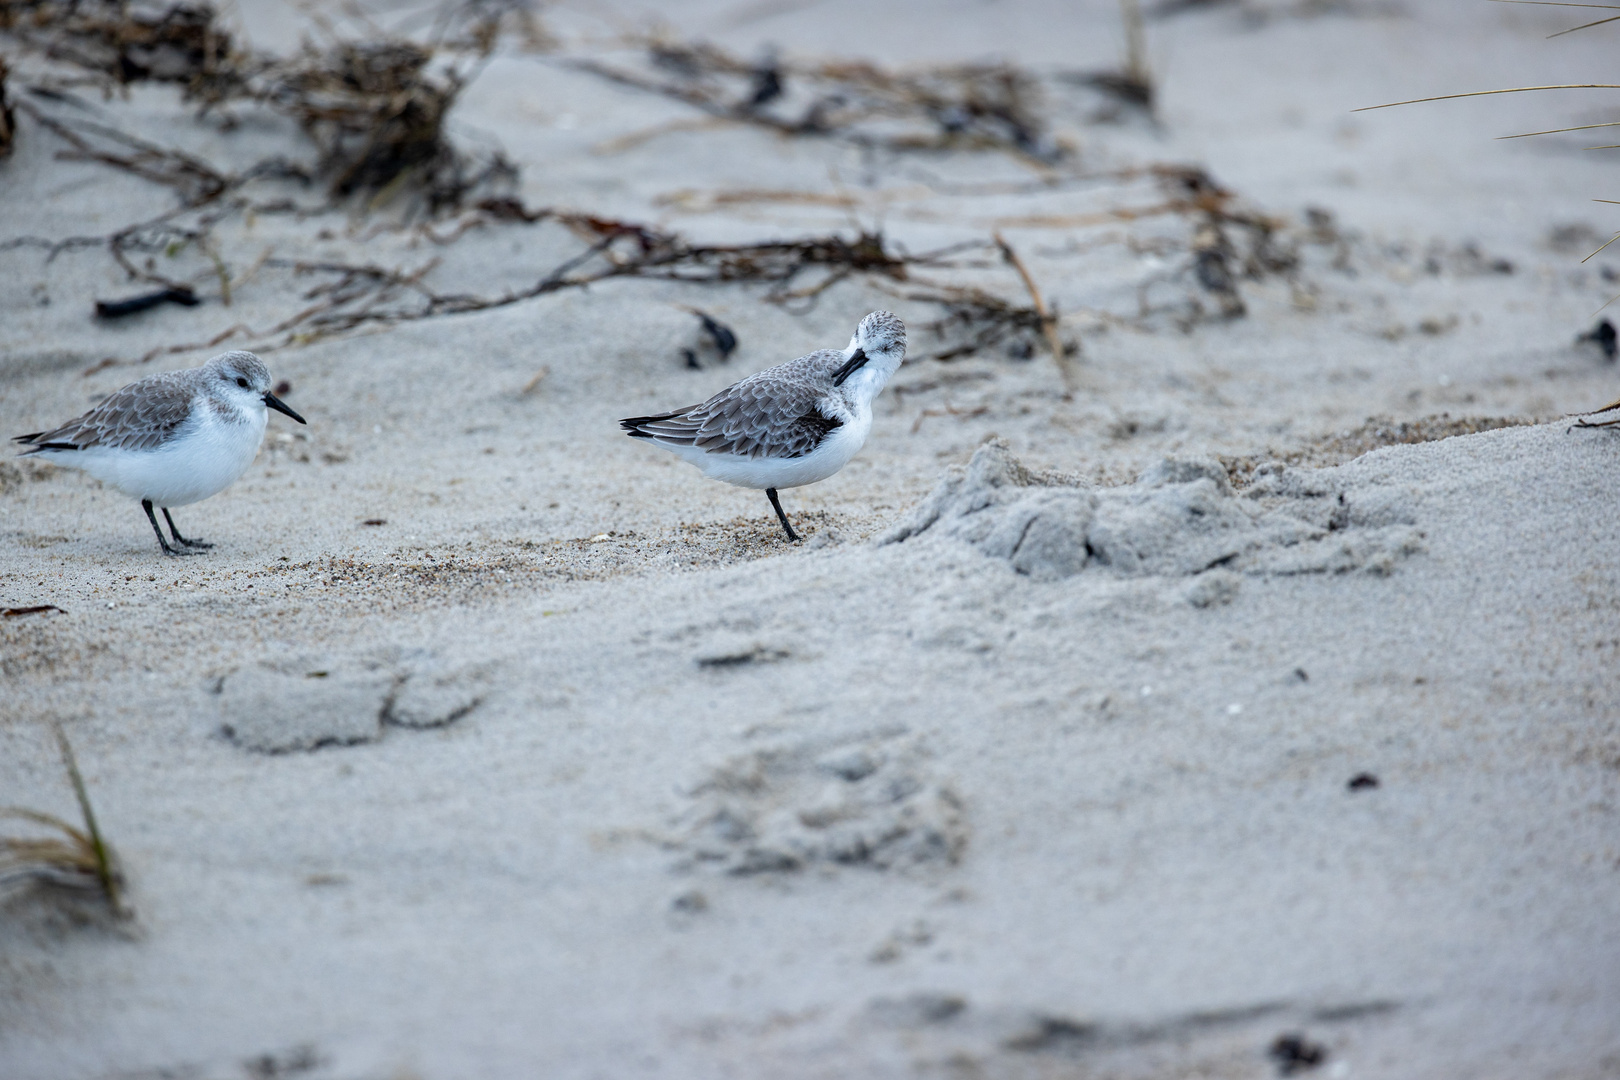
[1128,166,1300,326]
[145,219,926,359]
[100,211,1013,367]
[259,38,501,210]
[906,282,1068,363]
[1,722,127,918]
[573,34,1068,163]
[3,0,518,210]
[0,0,233,89]
[1057,0,1156,121]
[886,232,1081,394]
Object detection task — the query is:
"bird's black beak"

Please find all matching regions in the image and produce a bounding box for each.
[831,347,868,387]
[263,392,307,424]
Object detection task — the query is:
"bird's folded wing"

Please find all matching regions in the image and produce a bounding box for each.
[624,352,846,460]
[18,372,196,453]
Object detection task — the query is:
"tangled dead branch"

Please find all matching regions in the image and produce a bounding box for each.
[1123,166,1299,326]
[125,215,941,363]
[17,97,236,204]
[0,0,233,89]
[1,8,1304,373]
[252,38,515,211]
[3,0,518,209]
[572,35,1067,164]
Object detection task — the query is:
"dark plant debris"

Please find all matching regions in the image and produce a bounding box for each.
[254,38,514,212]
[1268,1032,1328,1075]
[1578,317,1616,361]
[95,284,199,318]
[680,308,738,369]
[3,0,519,210]
[1,604,66,617]
[3,11,1303,372]
[692,308,736,357]
[0,0,234,89]
[573,34,1068,163]
[1056,0,1155,120]
[119,216,963,363]
[1347,772,1380,791]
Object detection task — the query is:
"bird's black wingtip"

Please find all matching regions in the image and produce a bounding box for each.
[12,434,78,454]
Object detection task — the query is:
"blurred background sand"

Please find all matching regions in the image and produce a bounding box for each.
[2,1,1618,1077]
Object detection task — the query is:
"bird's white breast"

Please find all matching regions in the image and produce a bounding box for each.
[668,401,873,491]
[70,398,267,506]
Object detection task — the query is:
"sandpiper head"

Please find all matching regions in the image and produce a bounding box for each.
[856,310,906,361]
[206,351,306,424]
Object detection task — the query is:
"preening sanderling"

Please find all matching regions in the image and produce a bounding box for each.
[621,311,907,541]
[12,351,306,556]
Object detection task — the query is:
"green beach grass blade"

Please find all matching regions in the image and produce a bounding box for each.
[1356,85,1620,112]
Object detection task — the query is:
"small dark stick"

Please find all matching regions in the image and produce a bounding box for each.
[765,487,800,542]
[746,55,783,109]
[1268,1033,1327,1075]
[1578,317,1617,361]
[94,287,199,319]
[693,309,738,359]
[1,604,65,617]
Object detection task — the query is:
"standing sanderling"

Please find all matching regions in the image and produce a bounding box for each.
[620,311,907,541]
[12,351,306,556]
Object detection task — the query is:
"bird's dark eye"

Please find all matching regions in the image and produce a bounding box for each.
[236,377,248,388]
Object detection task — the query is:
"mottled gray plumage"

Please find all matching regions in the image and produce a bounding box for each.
[622,349,852,460]
[16,353,269,454]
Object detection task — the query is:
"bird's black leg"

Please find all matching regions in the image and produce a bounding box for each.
[765,487,800,542]
[162,508,212,549]
[142,500,187,556]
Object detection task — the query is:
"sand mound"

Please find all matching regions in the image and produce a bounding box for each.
[881,439,1425,581]
[217,654,487,753]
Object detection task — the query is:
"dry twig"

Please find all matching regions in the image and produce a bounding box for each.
[570,35,1066,164]
[994,230,1076,390]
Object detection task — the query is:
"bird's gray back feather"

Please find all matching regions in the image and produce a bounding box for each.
[19,369,200,453]
[625,350,850,460]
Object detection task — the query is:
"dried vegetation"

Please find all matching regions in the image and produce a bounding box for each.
[1,722,127,918]
[0,0,233,88]
[0,2,1309,373]
[4,0,519,207]
[573,34,1068,163]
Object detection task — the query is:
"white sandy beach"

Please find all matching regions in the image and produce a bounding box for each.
[2,1,1619,1077]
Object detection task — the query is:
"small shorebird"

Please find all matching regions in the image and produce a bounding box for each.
[621,311,906,541]
[13,351,306,556]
